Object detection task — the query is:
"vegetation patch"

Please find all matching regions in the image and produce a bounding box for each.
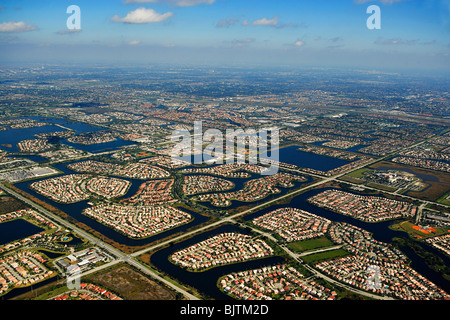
[287,236,335,253]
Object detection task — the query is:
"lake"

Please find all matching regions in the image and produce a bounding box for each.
[150,187,450,299]
[0,116,135,155]
[278,145,351,171]
[149,224,286,300]
[14,161,211,247]
[0,219,44,246]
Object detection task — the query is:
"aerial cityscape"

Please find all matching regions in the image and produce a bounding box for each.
[0,0,449,315]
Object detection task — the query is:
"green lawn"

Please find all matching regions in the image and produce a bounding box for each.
[287,236,335,253]
[347,168,371,179]
[437,193,450,206]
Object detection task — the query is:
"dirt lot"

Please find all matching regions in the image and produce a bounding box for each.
[85,264,177,300]
[0,196,28,215]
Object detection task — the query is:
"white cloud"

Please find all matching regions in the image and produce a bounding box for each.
[374,37,417,45]
[240,15,298,29]
[127,40,141,45]
[216,18,239,28]
[112,8,173,24]
[124,0,215,6]
[56,29,82,35]
[354,0,410,4]
[231,38,255,47]
[294,40,305,47]
[0,21,37,33]
[251,16,279,26]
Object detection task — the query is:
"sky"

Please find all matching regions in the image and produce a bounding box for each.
[0,0,449,71]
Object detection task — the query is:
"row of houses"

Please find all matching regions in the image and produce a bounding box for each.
[171,233,274,271]
[67,160,170,180]
[183,175,234,196]
[17,138,52,153]
[220,264,338,300]
[0,250,54,296]
[181,163,267,178]
[195,172,305,207]
[252,207,331,242]
[308,189,416,222]
[316,223,450,300]
[31,174,133,204]
[83,203,191,239]
[425,233,450,256]
[121,179,176,205]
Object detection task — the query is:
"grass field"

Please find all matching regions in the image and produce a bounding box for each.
[300,249,351,264]
[366,182,397,192]
[287,236,335,253]
[437,193,450,206]
[390,221,449,240]
[347,168,371,179]
[339,176,364,184]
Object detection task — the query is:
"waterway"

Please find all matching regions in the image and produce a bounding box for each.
[6,148,450,298]
[278,145,351,171]
[0,219,44,246]
[152,187,449,300]
[149,224,286,300]
[14,161,211,247]
[0,116,135,156]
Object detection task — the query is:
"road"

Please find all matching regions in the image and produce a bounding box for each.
[0,183,199,301]
[1,130,447,301]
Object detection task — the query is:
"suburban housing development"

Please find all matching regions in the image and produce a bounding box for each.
[0,1,449,310]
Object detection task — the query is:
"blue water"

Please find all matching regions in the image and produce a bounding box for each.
[13,161,211,247]
[0,117,135,155]
[149,224,286,300]
[278,145,351,171]
[0,219,44,246]
[0,124,65,153]
[61,138,135,153]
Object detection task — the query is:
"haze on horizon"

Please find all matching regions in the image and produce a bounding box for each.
[0,0,449,72]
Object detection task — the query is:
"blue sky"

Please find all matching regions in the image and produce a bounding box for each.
[0,0,449,71]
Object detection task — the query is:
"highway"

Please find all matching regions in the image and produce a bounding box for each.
[0,183,200,301]
[1,130,448,301]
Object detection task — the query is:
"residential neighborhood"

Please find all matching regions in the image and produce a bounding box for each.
[170,233,274,271]
[83,203,192,238]
[308,189,417,222]
[219,264,338,300]
[252,208,331,242]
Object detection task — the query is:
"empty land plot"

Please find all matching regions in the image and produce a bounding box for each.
[85,264,177,300]
[287,237,336,253]
[370,161,450,201]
